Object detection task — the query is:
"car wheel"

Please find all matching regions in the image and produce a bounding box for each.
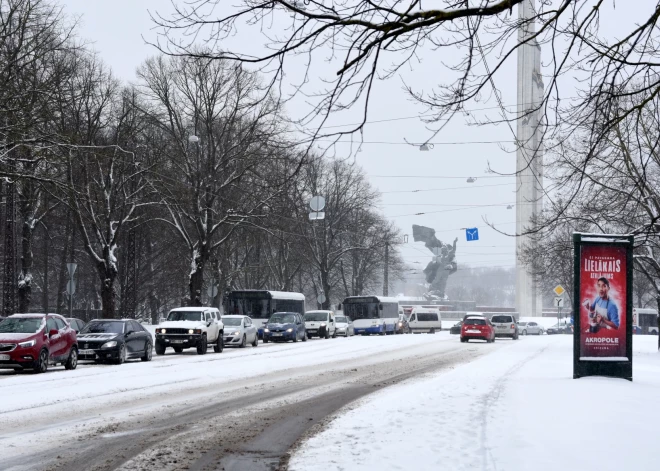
[522,330,527,336]
[115,344,126,365]
[492,336,496,342]
[65,347,78,370]
[460,337,467,343]
[33,349,49,374]
[252,334,258,347]
[325,330,330,339]
[155,343,166,355]
[514,334,519,340]
[302,331,307,342]
[141,342,153,361]
[173,346,183,353]
[538,330,543,335]
[196,335,208,355]
[214,334,224,353]
[240,334,247,348]
[332,329,337,338]
[263,337,269,344]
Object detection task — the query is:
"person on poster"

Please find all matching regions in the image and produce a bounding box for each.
[582,277,620,333]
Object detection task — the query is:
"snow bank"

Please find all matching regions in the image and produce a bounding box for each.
[289,335,660,471]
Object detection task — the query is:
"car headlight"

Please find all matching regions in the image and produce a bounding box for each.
[188,329,194,334]
[398,322,402,327]
[18,339,36,348]
[233,331,241,336]
[320,323,326,327]
[264,328,270,333]
[101,341,118,349]
[159,328,166,334]
[286,328,293,333]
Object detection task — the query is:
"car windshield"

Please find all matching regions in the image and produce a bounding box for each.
[335,316,347,323]
[464,318,486,325]
[491,316,512,323]
[304,312,328,322]
[80,321,124,334]
[167,311,203,322]
[518,321,528,326]
[269,314,296,324]
[223,318,242,326]
[0,317,43,334]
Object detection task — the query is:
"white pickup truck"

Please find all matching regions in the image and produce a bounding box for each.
[154,307,224,355]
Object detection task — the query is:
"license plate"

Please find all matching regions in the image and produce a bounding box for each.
[466,330,481,334]
[272,333,283,337]
[171,339,185,344]
[308,330,317,334]
[0,354,9,361]
[79,349,95,355]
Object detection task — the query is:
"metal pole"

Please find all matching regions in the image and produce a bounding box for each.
[383,242,389,296]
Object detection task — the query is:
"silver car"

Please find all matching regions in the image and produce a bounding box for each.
[490,314,519,340]
[519,321,544,335]
[335,315,354,337]
[222,315,259,347]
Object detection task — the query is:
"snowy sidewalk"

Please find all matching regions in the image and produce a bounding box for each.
[289,335,660,471]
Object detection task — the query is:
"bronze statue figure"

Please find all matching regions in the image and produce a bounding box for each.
[412,225,458,300]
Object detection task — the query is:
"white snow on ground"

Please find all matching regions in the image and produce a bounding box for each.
[0,333,460,464]
[289,335,660,471]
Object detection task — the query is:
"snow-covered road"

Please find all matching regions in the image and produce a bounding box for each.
[289,335,660,471]
[0,332,494,471]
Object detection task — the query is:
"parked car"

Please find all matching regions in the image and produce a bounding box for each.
[450,321,462,335]
[460,316,495,343]
[395,314,410,334]
[519,321,544,335]
[303,310,336,339]
[222,315,258,347]
[155,308,224,355]
[67,318,86,333]
[335,315,355,337]
[263,312,307,343]
[0,313,78,373]
[490,314,519,340]
[409,308,442,333]
[547,323,573,335]
[78,319,152,364]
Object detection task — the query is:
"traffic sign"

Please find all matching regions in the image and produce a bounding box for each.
[465,228,479,241]
[554,297,564,308]
[309,211,325,221]
[66,280,76,296]
[207,285,218,298]
[553,285,565,296]
[309,196,326,212]
[317,293,326,304]
[67,263,77,277]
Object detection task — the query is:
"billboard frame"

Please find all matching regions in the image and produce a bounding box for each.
[573,233,633,381]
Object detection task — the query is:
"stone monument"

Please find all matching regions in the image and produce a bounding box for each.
[412,225,458,300]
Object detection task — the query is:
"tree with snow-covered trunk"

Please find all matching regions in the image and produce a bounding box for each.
[137,54,286,306]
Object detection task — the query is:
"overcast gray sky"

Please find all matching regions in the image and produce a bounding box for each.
[59,0,647,293]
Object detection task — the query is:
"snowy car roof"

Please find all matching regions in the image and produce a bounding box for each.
[268,291,306,301]
[169,307,220,312]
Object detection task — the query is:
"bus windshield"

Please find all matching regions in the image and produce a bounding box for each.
[226,296,270,319]
[343,302,379,320]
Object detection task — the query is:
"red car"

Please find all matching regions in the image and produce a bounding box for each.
[460,316,495,343]
[0,313,78,373]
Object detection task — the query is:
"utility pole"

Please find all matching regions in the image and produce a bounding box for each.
[383,241,389,296]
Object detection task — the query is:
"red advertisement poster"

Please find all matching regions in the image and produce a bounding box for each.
[579,244,628,359]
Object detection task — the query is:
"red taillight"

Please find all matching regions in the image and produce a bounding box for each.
[511,324,515,329]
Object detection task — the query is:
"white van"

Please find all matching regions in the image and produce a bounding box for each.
[408,307,442,334]
[304,310,337,339]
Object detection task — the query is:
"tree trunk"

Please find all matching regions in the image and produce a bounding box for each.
[321,270,331,310]
[56,215,72,313]
[17,220,34,313]
[97,259,117,318]
[42,222,49,313]
[189,245,208,307]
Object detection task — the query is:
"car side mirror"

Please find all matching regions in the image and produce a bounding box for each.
[125,331,134,337]
[49,329,58,337]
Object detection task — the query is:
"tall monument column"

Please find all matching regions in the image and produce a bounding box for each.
[516,0,544,317]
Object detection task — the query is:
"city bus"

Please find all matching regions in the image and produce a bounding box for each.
[224,290,306,338]
[632,308,659,335]
[339,296,400,335]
